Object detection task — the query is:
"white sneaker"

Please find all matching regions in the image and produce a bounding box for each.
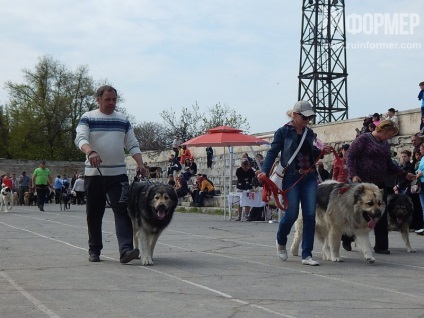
[301,256,319,266]
[415,229,424,235]
[276,240,288,261]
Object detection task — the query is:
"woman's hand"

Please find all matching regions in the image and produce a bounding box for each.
[322,145,333,155]
[352,176,361,183]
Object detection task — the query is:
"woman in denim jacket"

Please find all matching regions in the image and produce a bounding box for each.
[260,101,332,266]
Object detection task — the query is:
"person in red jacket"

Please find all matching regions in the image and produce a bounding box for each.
[180,145,192,164]
[332,144,350,183]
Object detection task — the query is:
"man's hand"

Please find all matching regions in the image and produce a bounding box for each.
[88,151,102,168]
[137,165,147,177]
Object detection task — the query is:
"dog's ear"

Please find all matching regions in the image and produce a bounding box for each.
[353,184,365,203]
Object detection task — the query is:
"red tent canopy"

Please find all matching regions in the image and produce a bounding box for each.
[181,125,269,220]
[182,125,268,147]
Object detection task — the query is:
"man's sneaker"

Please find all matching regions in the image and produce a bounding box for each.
[120,248,140,264]
[301,256,319,266]
[415,229,424,235]
[88,254,100,262]
[276,240,288,261]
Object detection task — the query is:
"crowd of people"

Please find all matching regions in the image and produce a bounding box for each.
[1,166,86,210]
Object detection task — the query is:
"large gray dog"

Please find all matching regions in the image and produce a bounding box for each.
[291,180,385,263]
[128,182,178,265]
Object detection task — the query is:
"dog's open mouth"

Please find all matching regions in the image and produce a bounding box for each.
[396,216,404,224]
[156,207,167,220]
[363,212,380,229]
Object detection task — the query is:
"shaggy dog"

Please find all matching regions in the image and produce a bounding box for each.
[24,191,36,206]
[128,182,178,265]
[386,194,415,253]
[60,190,72,211]
[1,186,13,212]
[291,181,385,263]
[24,192,30,206]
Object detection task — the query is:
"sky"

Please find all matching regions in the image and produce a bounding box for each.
[0,0,423,134]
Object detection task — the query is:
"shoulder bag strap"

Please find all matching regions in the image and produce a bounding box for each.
[284,127,308,169]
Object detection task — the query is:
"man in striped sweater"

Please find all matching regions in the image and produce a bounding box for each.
[75,85,146,264]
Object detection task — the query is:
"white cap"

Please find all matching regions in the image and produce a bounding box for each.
[292,101,315,117]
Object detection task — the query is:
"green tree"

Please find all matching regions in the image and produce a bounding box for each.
[4,55,97,160]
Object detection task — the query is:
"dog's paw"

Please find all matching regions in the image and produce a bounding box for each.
[407,248,416,253]
[141,256,154,266]
[290,247,298,256]
[365,256,375,264]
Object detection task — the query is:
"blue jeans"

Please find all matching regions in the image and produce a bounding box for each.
[418,192,424,224]
[277,172,318,259]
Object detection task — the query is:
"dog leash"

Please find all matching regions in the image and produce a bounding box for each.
[259,148,342,210]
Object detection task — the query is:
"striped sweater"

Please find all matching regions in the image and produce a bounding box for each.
[75,109,141,176]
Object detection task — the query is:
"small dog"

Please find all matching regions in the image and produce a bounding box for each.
[1,186,13,212]
[386,194,415,253]
[128,182,178,265]
[24,191,30,206]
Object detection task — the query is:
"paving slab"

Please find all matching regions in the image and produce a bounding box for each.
[1,204,424,318]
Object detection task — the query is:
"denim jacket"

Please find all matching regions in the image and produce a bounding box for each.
[261,122,321,176]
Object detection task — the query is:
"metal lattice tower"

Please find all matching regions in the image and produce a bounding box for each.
[298,0,348,124]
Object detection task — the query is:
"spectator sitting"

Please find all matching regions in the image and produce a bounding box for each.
[175,175,189,198]
[167,174,176,187]
[167,154,182,177]
[189,158,197,175]
[183,158,190,169]
[385,108,399,127]
[191,175,215,207]
[182,167,192,182]
[411,133,424,152]
[241,152,258,170]
[358,116,373,135]
[180,145,192,164]
[372,113,381,126]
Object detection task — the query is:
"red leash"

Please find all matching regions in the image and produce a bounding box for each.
[259,148,342,210]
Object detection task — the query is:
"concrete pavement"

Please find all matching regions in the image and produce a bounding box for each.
[1,204,424,318]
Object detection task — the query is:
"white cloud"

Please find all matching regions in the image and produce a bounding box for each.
[0,0,423,134]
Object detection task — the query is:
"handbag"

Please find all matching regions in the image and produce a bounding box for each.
[410,179,421,194]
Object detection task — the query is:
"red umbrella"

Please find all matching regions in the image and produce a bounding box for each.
[182,125,268,147]
[182,125,269,220]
